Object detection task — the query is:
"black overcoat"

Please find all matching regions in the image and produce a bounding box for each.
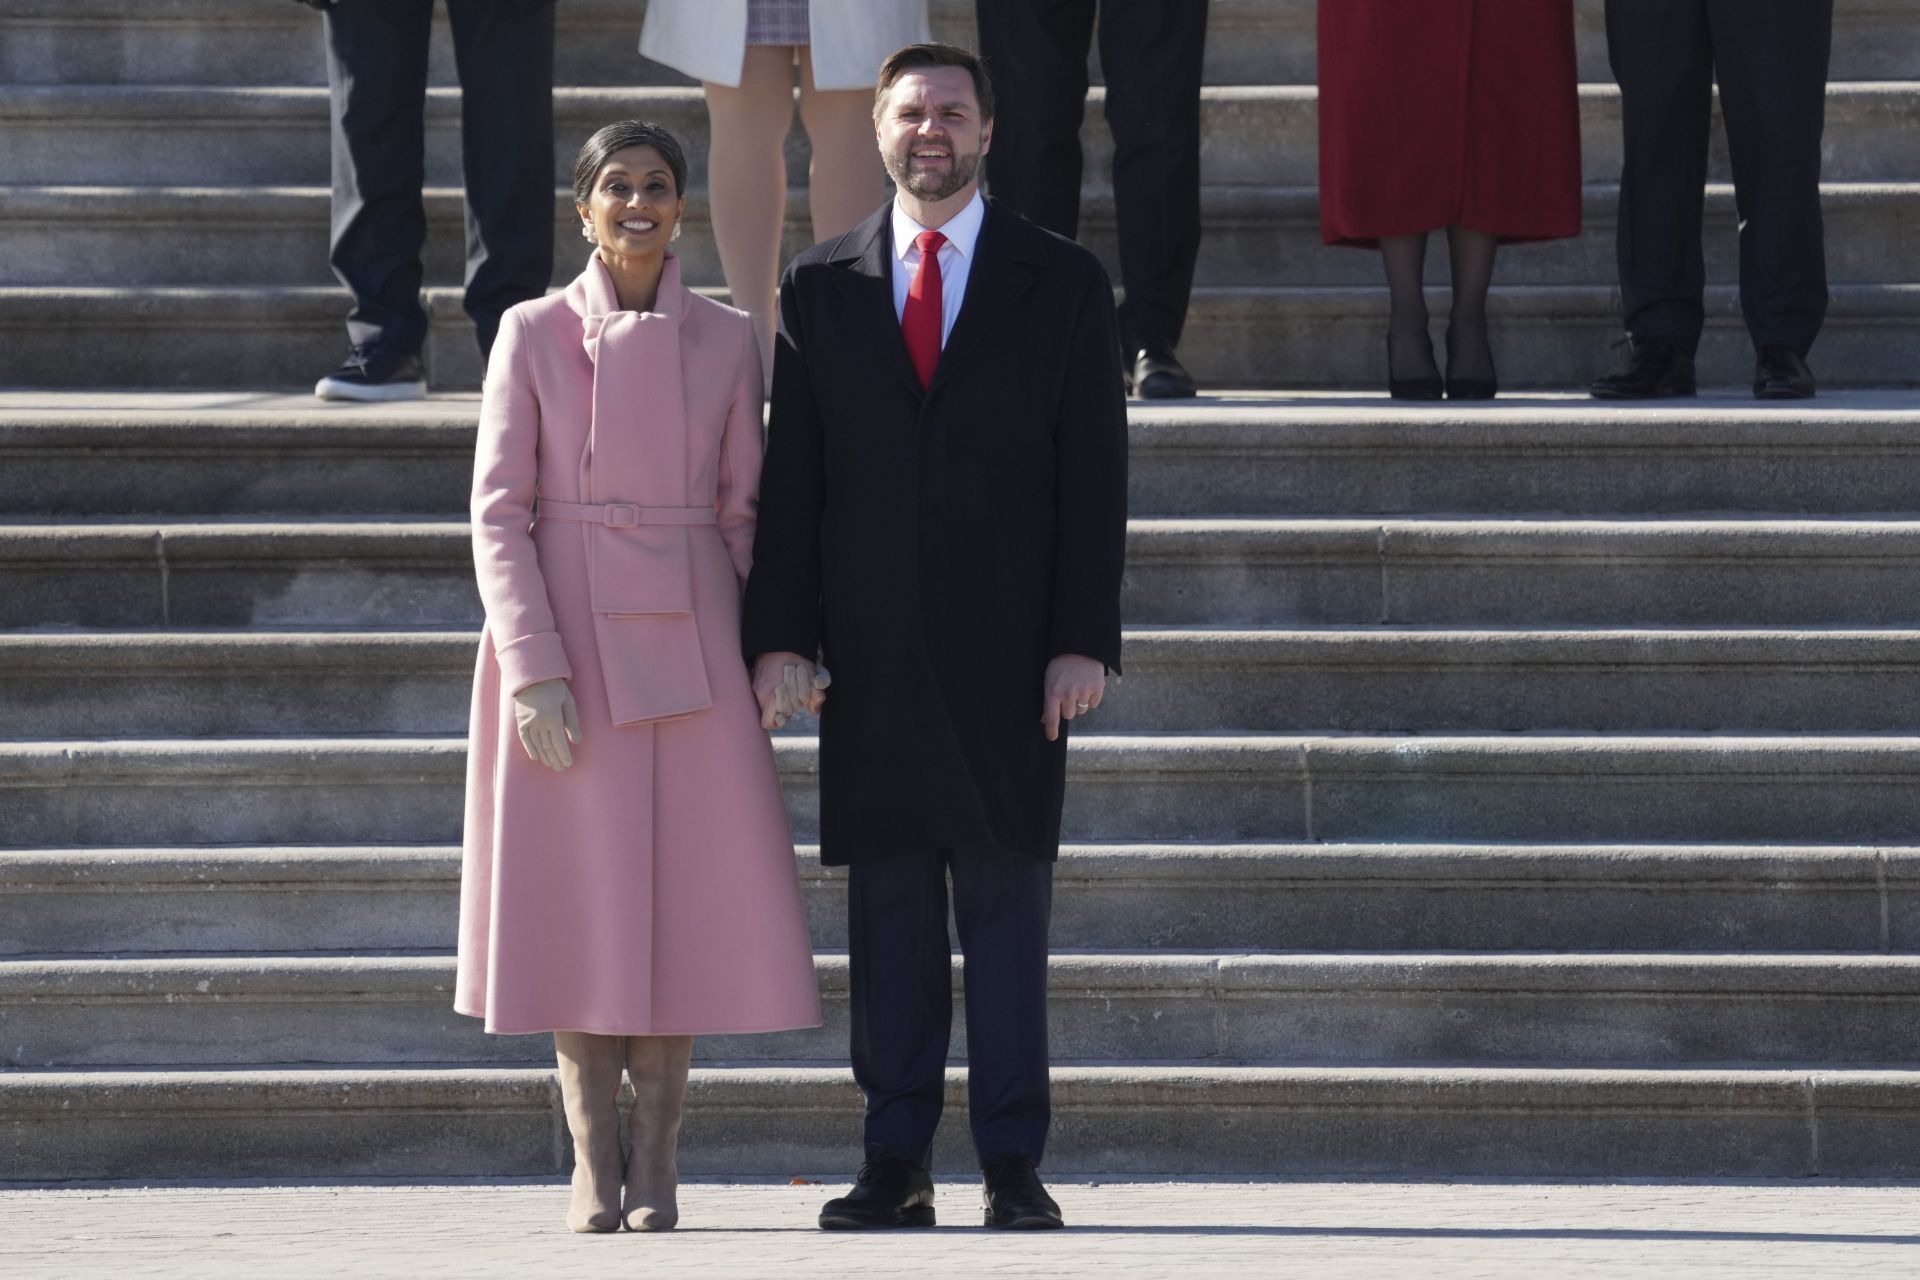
[741,197,1128,865]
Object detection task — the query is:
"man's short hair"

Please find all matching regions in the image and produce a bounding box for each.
[873,42,995,122]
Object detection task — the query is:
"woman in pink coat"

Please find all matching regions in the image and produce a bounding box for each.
[454,121,822,1234]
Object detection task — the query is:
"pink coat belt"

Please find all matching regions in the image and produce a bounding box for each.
[538,496,717,727]
[537,500,716,528]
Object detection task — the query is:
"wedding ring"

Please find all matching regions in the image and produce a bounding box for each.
[1076,702,1091,711]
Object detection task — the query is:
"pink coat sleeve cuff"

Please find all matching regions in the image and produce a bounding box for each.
[494,630,573,696]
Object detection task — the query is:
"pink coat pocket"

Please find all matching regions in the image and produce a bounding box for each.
[588,524,711,725]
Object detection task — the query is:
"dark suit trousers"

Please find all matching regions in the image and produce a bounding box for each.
[1606,0,1831,356]
[976,0,1207,357]
[323,0,554,359]
[848,848,1054,1169]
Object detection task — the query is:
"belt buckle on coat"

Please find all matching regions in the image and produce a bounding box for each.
[603,503,639,528]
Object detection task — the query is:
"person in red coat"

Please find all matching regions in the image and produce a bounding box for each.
[1318,0,1582,399]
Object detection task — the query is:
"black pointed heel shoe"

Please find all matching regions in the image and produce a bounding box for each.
[1444,324,1498,400]
[1386,334,1443,401]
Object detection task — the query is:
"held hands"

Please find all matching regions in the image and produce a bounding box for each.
[1041,654,1106,742]
[753,652,831,730]
[514,677,582,772]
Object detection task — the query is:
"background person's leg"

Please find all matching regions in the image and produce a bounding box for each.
[975,0,1097,238]
[447,0,556,360]
[705,46,801,380]
[798,49,887,244]
[323,0,434,359]
[1097,0,1208,361]
[1707,0,1832,359]
[1605,0,1715,355]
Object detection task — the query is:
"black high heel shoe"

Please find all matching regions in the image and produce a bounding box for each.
[1387,333,1443,401]
[1444,324,1498,400]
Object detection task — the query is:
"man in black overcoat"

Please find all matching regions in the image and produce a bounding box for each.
[740,43,1128,1233]
[1592,0,1833,400]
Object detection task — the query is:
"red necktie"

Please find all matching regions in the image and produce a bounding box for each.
[902,230,947,389]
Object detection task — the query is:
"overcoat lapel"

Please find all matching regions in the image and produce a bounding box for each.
[831,207,926,400]
[929,201,1045,395]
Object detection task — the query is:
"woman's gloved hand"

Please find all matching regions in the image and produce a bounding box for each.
[514,677,582,772]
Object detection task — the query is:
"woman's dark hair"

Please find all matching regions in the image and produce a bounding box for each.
[873,42,995,122]
[571,120,689,203]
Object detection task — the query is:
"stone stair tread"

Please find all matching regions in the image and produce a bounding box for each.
[9,950,1920,997]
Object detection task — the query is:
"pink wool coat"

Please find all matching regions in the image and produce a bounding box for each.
[454,253,822,1038]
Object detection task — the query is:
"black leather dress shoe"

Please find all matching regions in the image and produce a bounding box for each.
[982,1155,1064,1229]
[818,1150,935,1229]
[1754,345,1817,399]
[1127,348,1198,399]
[1589,337,1697,400]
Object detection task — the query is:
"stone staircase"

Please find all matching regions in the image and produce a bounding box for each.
[4,0,1920,1181]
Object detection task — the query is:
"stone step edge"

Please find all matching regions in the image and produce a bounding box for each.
[17,735,1920,778]
[19,627,1920,671]
[22,517,1920,561]
[3,1063,1914,1115]
[7,842,1913,888]
[9,951,1920,999]
[3,81,1913,115]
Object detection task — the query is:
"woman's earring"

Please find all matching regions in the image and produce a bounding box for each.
[580,222,595,242]
[670,222,682,242]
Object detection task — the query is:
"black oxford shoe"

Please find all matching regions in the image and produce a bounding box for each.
[818,1150,935,1230]
[1127,348,1198,399]
[1754,345,1817,400]
[982,1155,1064,1230]
[1589,337,1697,400]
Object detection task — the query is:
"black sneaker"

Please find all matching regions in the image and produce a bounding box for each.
[982,1154,1063,1230]
[314,345,427,402]
[818,1150,936,1230]
[1589,336,1697,400]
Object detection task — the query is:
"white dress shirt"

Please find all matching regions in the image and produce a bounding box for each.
[890,189,986,347]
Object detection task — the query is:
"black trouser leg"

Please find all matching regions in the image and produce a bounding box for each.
[445,0,556,359]
[323,0,433,357]
[976,0,1096,238]
[847,850,953,1167]
[1098,0,1208,356]
[950,850,1054,1167]
[1706,0,1831,357]
[1605,0,1714,355]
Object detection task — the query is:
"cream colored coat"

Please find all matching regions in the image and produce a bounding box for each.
[639,0,930,90]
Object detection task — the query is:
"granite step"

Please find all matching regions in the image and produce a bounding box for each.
[9,734,1920,849]
[4,0,1914,86]
[10,392,1920,520]
[18,516,1920,629]
[8,842,1910,958]
[7,951,1920,1070]
[3,282,1916,393]
[18,627,1920,737]
[5,83,1914,190]
[5,182,1915,290]
[5,1063,1918,1179]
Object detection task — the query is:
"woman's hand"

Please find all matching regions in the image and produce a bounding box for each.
[514,677,582,771]
[752,653,830,730]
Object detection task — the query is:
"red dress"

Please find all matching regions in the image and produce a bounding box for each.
[1318,0,1582,248]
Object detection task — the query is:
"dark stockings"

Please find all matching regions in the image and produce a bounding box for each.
[1379,234,1437,383]
[1444,226,1499,383]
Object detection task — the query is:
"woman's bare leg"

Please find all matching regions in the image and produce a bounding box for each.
[705,46,798,379]
[799,48,887,243]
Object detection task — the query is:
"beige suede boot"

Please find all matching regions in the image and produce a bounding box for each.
[622,1034,693,1231]
[554,1030,626,1233]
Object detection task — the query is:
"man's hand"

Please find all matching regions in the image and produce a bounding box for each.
[1041,654,1106,742]
[752,651,830,730]
[513,677,581,772]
